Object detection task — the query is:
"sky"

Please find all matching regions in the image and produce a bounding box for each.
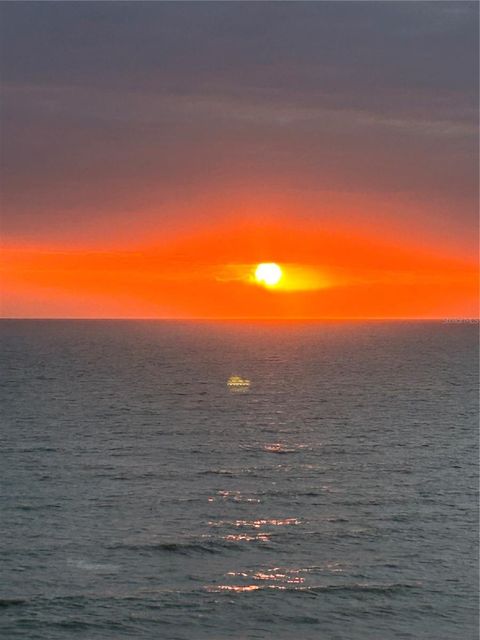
[1,1,478,318]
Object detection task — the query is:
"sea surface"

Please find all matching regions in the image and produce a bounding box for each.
[0,320,478,639]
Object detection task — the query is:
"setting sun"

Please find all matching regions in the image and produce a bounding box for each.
[255,263,283,288]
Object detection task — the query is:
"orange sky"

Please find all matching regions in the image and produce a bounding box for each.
[2,217,477,319]
[1,3,478,319]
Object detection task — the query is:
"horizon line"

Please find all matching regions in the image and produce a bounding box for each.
[1,317,479,323]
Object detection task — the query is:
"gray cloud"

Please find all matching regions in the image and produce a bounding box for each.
[0,1,477,245]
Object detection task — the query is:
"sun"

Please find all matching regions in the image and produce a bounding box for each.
[255,262,283,287]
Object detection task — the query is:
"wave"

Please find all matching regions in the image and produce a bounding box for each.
[13,503,61,512]
[67,559,119,572]
[108,539,241,555]
[200,469,236,476]
[0,598,27,607]
[207,582,421,596]
[301,582,421,595]
[200,465,303,478]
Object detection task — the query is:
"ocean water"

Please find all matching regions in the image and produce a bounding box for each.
[0,320,478,640]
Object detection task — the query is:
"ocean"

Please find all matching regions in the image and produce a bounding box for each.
[0,320,478,639]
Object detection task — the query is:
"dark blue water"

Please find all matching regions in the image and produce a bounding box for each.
[0,320,478,639]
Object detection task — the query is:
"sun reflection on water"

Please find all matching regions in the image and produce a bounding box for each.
[206,585,265,592]
[207,490,261,503]
[223,533,272,542]
[208,518,301,529]
[205,567,313,594]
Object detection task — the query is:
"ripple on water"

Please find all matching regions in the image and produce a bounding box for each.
[208,518,301,528]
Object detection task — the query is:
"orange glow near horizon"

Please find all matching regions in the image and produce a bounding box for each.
[1,217,478,319]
